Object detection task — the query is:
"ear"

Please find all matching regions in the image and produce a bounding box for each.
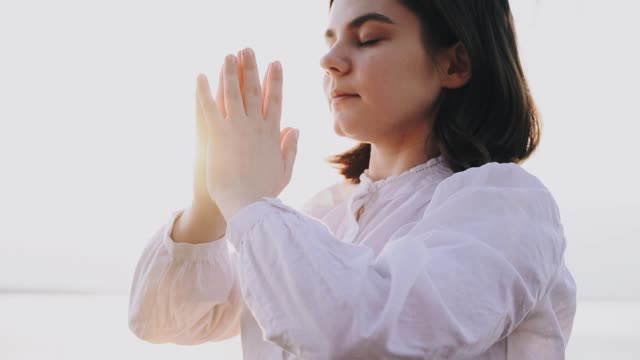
[437,42,472,89]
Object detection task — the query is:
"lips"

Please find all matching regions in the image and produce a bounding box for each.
[331,89,359,99]
[333,94,358,99]
[331,94,359,109]
[331,94,360,105]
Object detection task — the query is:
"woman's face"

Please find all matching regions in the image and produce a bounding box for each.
[321,0,443,144]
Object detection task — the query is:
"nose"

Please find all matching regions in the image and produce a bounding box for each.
[319,46,350,77]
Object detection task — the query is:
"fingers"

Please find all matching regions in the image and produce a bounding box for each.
[195,89,208,151]
[282,127,299,184]
[236,50,245,113]
[261,62,269,118]
[238,48,263,118]
[280,127,293,145]
[196,74,223,135]
[216,66,226,118]
[193,91,209,199]
[263,61,283,131]
[208,50,277,127]
[222,54,245,117]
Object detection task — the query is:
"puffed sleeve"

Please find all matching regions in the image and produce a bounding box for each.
[224,163,566,359]
[126,182,343,346]
[127,209,243,345]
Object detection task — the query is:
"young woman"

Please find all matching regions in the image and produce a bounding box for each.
[128,0,577,359]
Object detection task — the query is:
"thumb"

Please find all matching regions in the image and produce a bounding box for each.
[196,74,222,138]
[282,128,299,181]
[195,90,208,152]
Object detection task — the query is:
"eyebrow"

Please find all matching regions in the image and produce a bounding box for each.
[324,12,396,39]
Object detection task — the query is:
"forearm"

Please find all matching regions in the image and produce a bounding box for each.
[171,202,227,244]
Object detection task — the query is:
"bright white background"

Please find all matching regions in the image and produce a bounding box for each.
[0,0,638,359]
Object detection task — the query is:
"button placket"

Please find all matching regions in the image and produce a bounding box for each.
[343,156,446,244]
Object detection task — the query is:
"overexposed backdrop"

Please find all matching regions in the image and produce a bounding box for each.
[0,0,638,359]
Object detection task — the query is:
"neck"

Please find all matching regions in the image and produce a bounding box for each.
[366,138,439,182]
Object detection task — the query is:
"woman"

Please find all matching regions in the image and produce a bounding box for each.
[128,0,577,358]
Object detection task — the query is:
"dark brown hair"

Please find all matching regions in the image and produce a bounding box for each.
[325,0,541,183]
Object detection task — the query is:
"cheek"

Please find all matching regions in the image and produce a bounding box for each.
[365,55,440,115]
[359,56,388,92]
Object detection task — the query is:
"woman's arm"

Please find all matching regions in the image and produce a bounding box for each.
[127,207,242,345]
[126,183,340,345]
[223,163,566,359]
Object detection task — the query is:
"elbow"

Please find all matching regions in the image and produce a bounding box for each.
[128,316,165,344]
[128,307,241,346]
[128,317,208,345]
[322,322,493,359]
[127,308,176,344]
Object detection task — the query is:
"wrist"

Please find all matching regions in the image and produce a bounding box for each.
[172,207,226,244]
[187,203,226,228]
[191,199,223,217]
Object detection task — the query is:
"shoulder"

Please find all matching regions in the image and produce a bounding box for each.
[434,161,548,197]
[428,161,559,213]
[299,180,357,219]
[411,163,568,310]
[427,162,564,249]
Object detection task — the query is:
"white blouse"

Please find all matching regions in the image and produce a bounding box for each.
[128,155,577,359]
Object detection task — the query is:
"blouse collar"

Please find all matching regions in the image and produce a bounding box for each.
[352,154,451,202]
[359,155,446,189]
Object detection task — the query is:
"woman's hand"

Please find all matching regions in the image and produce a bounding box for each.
[192,66,227,213]
[196,48,299,221]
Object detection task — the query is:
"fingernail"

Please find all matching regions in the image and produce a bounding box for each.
[274,61,281,71]
[293,129,300,142]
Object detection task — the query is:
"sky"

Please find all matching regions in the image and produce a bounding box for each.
[0,0,638,300]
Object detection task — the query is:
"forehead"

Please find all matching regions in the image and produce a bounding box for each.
[326,0,403,31]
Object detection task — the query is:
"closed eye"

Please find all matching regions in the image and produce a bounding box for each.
[358,39,381,47]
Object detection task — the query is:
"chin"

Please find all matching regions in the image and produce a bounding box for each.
[333,128,346,137]
[332,111,375,140]
[333,117,356,138]
[333,124,368,143]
